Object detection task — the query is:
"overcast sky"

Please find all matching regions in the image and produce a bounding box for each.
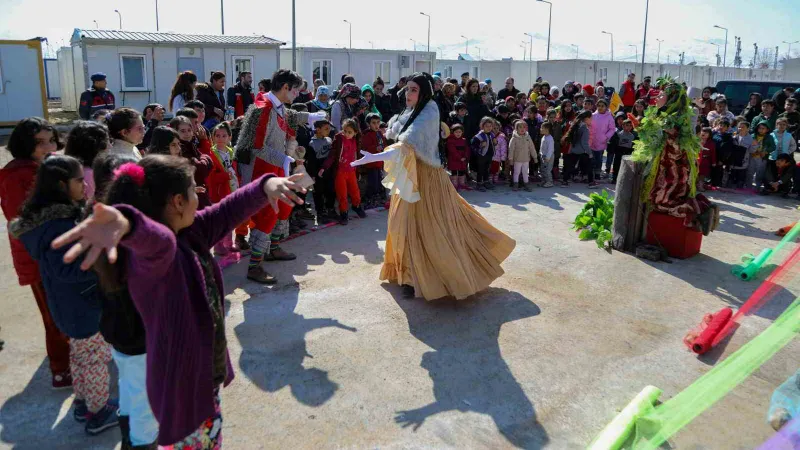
[2,0,798,65]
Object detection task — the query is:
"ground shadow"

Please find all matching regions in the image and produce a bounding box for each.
[235,280,357,406]
[388,286,550,449]
[0,360,119,449]
[640,254,796,321]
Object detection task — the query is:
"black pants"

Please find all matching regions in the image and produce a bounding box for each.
[563,153,594,183]
[312,172,336,214]
[612,148,633,183]
[365,168,385,199]
[476,154,492,183]
[605,148,616,173]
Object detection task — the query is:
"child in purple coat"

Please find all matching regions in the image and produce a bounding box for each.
[53,155,306,447]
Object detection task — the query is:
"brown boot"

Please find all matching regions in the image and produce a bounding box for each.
[247,265,277,284]
[264,247,296,261]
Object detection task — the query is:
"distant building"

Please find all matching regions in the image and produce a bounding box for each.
[279,47,435,88]
[59,29,284,113]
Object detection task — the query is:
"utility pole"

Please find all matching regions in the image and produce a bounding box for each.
[343,20,352,49]
[461,35,469,55]
[220,0,224,34]
[420,12,431,54]
[537,0,553,60]
[734,36,743,68]
[656,39,663,64]
[641,0,650,78]
[155,0,159,31]
[602,31,614,61]
[774,46,779,69]
[713,25,728,67]
[291,0,296,70]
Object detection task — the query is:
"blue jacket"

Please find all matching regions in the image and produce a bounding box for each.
[10,204,101,339]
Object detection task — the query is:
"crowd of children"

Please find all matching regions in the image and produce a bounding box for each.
[2,67,800,449]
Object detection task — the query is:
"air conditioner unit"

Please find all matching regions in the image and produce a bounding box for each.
[400,55,410,69]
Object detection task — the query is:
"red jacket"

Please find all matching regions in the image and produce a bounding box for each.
[323,133,358,174]
[360,130,385,170]
[621,80,636,107]
[699,139,717,176]
[180,140,213,208]
[207,146,235,203]
[0,158,41,285]
[446,135,470,171]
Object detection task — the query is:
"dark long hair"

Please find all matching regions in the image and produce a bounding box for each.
[399,72,436,134]
[94,155,195,292]
[65,120,109,167]
[563,110,592,146]
[148,126,180,155]
[107,108,142,140]
[7,117,63,159]
[169,71,197,111]
[18,155,83,220]
[91,153,138,203]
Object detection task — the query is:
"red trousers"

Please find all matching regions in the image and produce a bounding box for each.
[235,160,292,236]
[31,280,70,374]
[335,171,361,213]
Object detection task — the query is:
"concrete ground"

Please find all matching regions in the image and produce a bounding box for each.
[1,181,799,449]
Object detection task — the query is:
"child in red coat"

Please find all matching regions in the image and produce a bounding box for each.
[207,123,240,255]
[699,127,717,191]
[446,124,471,190]
[360,113,387,207]
[320,119,366,224]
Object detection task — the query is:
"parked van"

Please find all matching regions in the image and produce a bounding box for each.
[715,80,800,115]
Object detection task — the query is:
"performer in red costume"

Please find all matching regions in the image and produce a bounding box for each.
[234,69,323,284]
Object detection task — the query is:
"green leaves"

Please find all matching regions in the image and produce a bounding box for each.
[573,189,614,249]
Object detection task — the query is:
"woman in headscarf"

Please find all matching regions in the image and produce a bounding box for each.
[330,83,361,132]
[351,72,515,300]
[306,85,331,114]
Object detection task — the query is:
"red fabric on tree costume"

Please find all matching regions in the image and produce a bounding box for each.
[650,141,712,227]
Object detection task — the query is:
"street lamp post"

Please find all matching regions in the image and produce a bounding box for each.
[656,39,664,63]
[710,42,721,66]
[629,44,638,62]
[114,9,122,30]
[155,0,159,31]
[571,44,579,59]
[602,31,614,61]
[784,40,800,58]
[368,41,374,49]
[291,0,296,70]
[461,35,469,55]
[714,25,728,67]
[410,39,416,51]
[536,0,552,60]
[93,20,99,29]
[476,46,482,60]
[641,0,649,79]
[420,12,430,54]
[519,44,526,61]
[525,33,534,86]
[343,20,352,49]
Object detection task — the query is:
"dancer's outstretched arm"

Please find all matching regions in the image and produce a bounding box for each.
[350,148,399,167]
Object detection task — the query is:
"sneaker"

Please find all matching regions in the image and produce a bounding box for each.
[542,182,554,188]
[477,185,487,192]
[73,398,89,423]
[339,212,349,225]
[247,265,277,285]
[512,185,519,191]
[297,209,316,220]
[52,371,72,390]
[560,181,570,187]
[352,206,367,219]
[85,402,120,435]
[485,183,495,190]
[524,184,533,191]
[235,235,250,252]
[588,181,599,189]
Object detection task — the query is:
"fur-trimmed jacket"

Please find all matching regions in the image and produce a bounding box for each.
[10,203,101,339]
[234,98,295,183]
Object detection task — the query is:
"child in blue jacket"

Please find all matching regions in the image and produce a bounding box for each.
[10,155,119,435]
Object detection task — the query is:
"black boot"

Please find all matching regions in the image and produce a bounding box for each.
[119,415,132,450]
[339,211,349,225]
[352,205,367,219]
[402,284,415,299]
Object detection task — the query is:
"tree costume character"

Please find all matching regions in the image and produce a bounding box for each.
[351,72,516,300]
[234,91,324,283]
[632,75,719,235]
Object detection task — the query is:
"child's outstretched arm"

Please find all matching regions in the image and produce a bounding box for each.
[193,174,306,249]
